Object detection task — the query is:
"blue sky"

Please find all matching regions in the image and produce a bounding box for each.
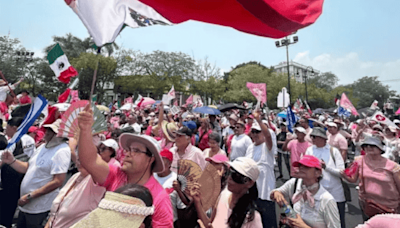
[1,0,400,93]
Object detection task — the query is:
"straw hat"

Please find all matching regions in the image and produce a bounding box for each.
[43,119,62,134]
[310,127,328,139]
[70,192,154,228]
[161,121,178,142]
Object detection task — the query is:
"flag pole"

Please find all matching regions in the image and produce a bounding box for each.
[89,48,101,105]
[0,71,17,98]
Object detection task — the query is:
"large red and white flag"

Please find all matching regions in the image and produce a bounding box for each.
[304,100,312,115]
[246,82,267,104]
[340,93,358,116]
[168,85,175,99]
[185,94,193,106]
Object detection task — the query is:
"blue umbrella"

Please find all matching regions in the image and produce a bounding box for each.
[193,106,221,115]
[277,111,287,118]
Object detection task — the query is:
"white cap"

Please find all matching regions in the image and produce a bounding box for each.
[250,122,261,131]
[101,139,119,151]
[115,110,121,114]
[294,127,307,134]
[394,119,400,124]
[229,157,260,181]
[326,122,337,128]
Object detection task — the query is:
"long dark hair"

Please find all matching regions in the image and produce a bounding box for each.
[228,184,258,228]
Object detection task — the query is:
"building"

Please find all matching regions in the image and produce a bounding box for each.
[272,60,320,83]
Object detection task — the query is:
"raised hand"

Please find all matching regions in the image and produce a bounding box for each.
[78,104,94,132]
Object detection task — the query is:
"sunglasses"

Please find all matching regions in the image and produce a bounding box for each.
[362,144,378,149]
[251,130,261,134]
[229,168,250,184]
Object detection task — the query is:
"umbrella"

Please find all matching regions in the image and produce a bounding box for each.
[138,97,156,109]
[277,111,287,118]
[313,108,324,114]
[96,104,110,112]
[208,105,218,109]
[120,103,136,111]
[193,106,221,115]
[218,103,247,112]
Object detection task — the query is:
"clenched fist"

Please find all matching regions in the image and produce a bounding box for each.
[1,151,15,164]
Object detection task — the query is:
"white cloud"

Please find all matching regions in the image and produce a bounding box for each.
[293,51,400,93]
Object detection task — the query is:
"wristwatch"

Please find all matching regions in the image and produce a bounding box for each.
[27,193,33,200]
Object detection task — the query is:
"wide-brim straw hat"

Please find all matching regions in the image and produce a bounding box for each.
[119,133,164,173]
[361,134,385,151]
[70,192,154,228]
[161,121,178,142]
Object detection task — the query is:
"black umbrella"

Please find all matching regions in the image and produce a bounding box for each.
[218,103,247,112]
[313,108,324,114]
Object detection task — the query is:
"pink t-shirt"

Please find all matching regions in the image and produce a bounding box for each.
[212,189,263,228]
[108,158,121,168]
[198,128,212,151]
[287,140,312,176]
[356,156,400,210]
[49,173,106,228]
[101,164,173,228]
[356,214,400,228]
[328,133,348,151]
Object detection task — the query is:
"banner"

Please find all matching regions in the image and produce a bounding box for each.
[340,93,358,116]
[286,105,296,133]
[246,82,267,104]
[7,95,48,150]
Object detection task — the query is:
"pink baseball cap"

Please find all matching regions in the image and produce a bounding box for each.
[293,155,322,170]
[206,154,229,164]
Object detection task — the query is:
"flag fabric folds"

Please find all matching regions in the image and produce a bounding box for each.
[47,44,78,83]
[340,93,358,116]
[286,105,296,133]
[246,82,267,104]
[65,0,323,47]
[58,88,71,103]
[6,95,48,149]
[372,111,398,129]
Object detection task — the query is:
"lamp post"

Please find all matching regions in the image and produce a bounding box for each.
[275,35,298,104]
[297,66,314,102]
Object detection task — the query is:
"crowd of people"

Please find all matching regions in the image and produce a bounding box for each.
[0,89,400,228]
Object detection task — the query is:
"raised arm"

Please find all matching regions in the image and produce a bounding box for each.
[253,110,272,151]
[78,104,110,184]
[1,150,29,173]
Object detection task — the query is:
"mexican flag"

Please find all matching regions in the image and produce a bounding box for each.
[47,44,78,84]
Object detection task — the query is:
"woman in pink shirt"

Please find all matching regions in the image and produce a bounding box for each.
[341,134,400,221]
[198,118,213,151]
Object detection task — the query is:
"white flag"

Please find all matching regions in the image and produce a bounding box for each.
[372,111,398,129]
[168,85,175,99]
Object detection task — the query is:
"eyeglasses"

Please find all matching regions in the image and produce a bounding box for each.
[362,144,378,149]
[124,147,153,157]
[229,168,250,184]
[234,126,242,129]
[251,130,261,134]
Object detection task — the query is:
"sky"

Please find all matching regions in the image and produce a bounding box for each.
[1,1,400,93]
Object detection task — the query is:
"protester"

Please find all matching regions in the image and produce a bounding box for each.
[230,120,252,161]
[198,118,213,151]
[45,155,106,228]
[170,126,206,172]
[327,122,348,163]
[299,117,313,143]
[71,184,154,228]
[271,155,341,228]
[153,148,177,191]
[77,104,173,227]
[276,123,290,179]
[305,127,346,228]
[245,110,277,228]
[1,119,71,228]
[160,121,178,149]
[341,134,400,221]
[19,89,32,105]
[193,157,263,228]
[283,127,312,177]
[203,131,226,158]
[98,139,121,167]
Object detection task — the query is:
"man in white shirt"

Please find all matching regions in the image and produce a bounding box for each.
[305,127,346,228]
[245,110,277,228]
[128,114,142,133]
[230,120,252,161]
[1,119,71,228]
[154,149,177,191]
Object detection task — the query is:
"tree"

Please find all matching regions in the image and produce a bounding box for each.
[307,72,339,91]
[349,76,396,108]
[44,33,93,59]
[0,35,29,84]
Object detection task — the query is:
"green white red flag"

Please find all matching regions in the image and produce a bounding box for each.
[47,44,78,84]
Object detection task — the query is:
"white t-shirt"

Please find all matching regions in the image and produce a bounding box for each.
[246,142,275,200]
[154,171,177,189]
[230,134,252,161]
[19,143,71,214]
[131,123,141,133]
[21,134,36,158]
[305,144,345,202]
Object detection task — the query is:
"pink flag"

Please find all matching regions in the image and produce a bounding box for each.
[340,93,358,116]
[396,107,400,115]
[124,97,133,104]
[168,85,175,98]
[58,88,71,103]
[246,82,267,104]
[70,90,80,103]
[186,94,193,105]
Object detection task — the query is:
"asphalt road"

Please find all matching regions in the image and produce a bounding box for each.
[274,157,364,228]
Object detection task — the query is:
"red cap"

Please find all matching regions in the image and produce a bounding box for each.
[28,126,38,133]
[159,148,173,162]
[205,154,229,164]
[293,155,322,170]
